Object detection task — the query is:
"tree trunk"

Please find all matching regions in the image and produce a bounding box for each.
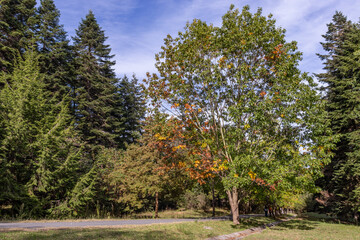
[212,180,215,217]
[155,191,159,218]
[227,187,240,224]
[354,212,358,225]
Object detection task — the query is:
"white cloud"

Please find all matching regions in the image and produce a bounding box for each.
[52,0,360,78]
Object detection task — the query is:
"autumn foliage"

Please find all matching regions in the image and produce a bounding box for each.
[145,5,332,224]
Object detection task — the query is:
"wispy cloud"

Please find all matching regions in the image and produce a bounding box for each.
[53,0,360,78]
[55,0,137,36]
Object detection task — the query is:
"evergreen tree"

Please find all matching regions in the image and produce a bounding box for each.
[317,12,360,221]
[316,11,352,195]
[0,0,37,72]
[115,75,145,149]
[35,0,74,101]
[72,11,120,152]
[0,50,81,218]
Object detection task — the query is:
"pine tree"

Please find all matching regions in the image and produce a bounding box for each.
[35,0,74,101]
[0,50,81,218]
[0,0,37,72]
[72,11,120,152]
[317,12,360,221]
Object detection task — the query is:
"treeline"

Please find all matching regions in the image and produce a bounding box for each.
[0,1,359,223]
[0,0,156,218]
[0,0,225,220]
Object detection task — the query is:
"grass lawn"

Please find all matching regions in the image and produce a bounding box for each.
[0,208,230,223]
[245,212,360,240]
[133,207,230,219]
[0,216,274,240]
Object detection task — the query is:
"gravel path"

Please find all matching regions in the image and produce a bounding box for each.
[0,214,263,230]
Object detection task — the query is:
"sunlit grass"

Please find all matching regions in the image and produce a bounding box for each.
[133,207,230,219]
[0,217,274,240]
[0,208,230,223]
[245,212,360,240]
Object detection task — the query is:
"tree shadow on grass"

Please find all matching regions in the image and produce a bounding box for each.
[18,228,183,240]
[271,219,316,231]
[270,212,359,232]
[229,217,318,231]
[229,217,280,230]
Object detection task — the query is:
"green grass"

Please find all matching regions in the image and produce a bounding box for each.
[0,208,230,222]
[0,217,274,240]
[245,212,360,240]
[133,207,230,219]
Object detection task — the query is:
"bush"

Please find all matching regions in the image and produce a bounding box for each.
[180,190,209,210]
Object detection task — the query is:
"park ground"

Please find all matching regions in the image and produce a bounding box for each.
[0,211,359,240]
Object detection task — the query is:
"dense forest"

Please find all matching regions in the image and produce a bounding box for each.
[0,0,359,224]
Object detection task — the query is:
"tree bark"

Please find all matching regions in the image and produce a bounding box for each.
[227,187,240,224]
[212,180,215,217]
[155,191,159,218]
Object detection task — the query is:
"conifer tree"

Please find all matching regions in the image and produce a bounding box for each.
[115,75,145,149]
[317,12,360,221]
[0,0,37,72]
[72,11,120,151]
[316,11,352,195]
[0,50,81,217]
[35,0,74,101]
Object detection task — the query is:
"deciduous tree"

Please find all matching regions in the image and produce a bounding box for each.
[146,5,332,224]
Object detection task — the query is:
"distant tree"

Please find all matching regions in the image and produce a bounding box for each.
[146,5,332,224]
[0,0,37,72]
[115,75,145,149]
[92,112,190,217]
[35,0,74,101]
[317,12,360,221]
[0,50,81,218]
[105,144,163,215]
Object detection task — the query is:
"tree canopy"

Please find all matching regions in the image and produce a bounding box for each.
[146,5,332,224]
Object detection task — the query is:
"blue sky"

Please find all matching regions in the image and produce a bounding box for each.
[52,0,360,79]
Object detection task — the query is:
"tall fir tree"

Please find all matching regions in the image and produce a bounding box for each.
[35,0,74,101]
[317,12,360,221]
[72,11,120,152]
[316,12,352,193]
[0,0,37,72]
[0,50,82,218]
[115,75,145,149]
